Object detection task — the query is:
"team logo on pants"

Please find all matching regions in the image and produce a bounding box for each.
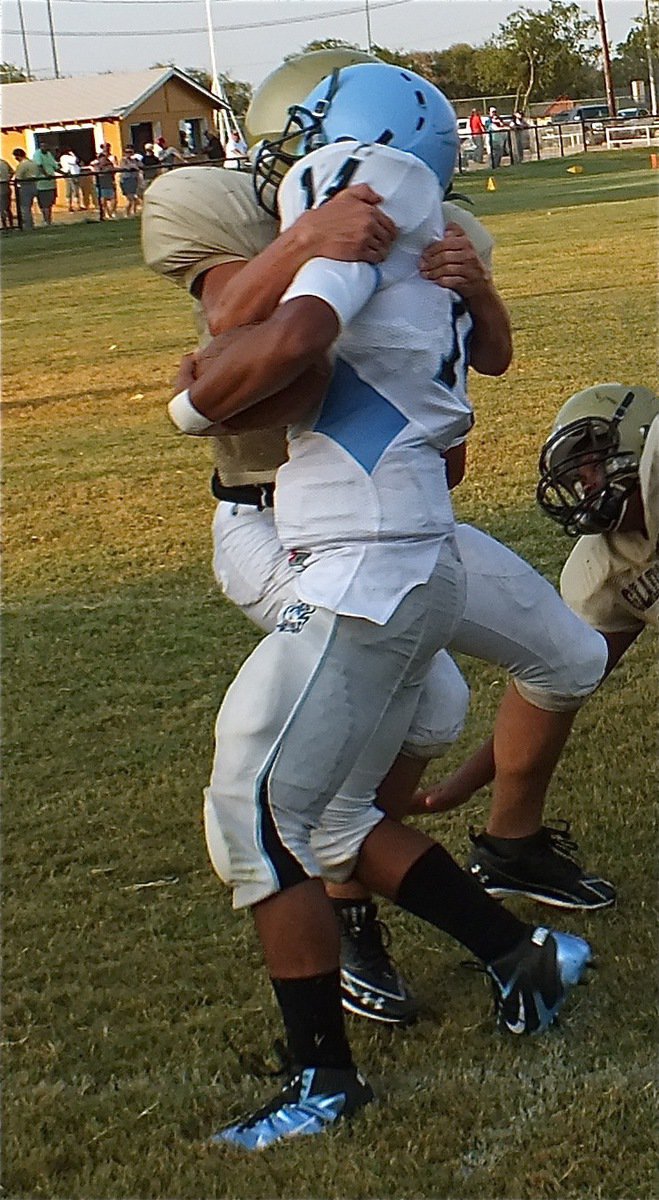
[276,601,316,633]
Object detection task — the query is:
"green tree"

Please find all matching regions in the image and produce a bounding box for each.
[489,1,600,108]
[611,5,659,92]
[0,62,29,83]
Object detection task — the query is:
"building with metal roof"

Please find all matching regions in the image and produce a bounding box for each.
[0,67,231,165]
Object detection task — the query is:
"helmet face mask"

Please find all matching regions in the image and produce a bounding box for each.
[252,73,342,217]
[537,416,639,535]
[245,49,380,217]
[536,384,658,536]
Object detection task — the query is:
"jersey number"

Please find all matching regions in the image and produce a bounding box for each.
[434,297,473,392]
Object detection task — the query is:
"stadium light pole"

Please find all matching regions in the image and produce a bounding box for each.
[204,0,233,140]
[16,0,32,79]
[595,0,617,117]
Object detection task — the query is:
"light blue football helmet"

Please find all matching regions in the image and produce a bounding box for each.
[252,61,458,214]
[300,62,459,190]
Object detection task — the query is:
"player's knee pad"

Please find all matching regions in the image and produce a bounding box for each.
[513,623,608,711]
[402,650,470,759]
[310,793,385,884]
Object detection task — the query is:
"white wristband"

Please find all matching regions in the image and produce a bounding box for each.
[280,258,379,329]
[168,388,215,435]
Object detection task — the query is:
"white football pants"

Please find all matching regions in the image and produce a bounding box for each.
[205,538,466,907]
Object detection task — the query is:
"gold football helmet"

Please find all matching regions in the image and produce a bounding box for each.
[537,383,659,535]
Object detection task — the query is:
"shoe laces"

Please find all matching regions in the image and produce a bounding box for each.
[541,819,581,863]
[345,905,394,970]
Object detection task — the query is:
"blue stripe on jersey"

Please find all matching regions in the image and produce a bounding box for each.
[313,358,407,474]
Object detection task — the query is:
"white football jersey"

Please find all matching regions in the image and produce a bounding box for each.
[274,142,474,622]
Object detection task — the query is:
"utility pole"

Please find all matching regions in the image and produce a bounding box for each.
[46,0,61,78]
[17,0,32,79]
[644,0,658,115]
[364,0,373,51]
[595,0,617,116]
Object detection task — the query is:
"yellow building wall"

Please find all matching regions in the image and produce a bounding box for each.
[0,128,28,162]
[121,78,217,149]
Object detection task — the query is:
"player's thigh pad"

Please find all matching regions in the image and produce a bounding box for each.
[206,559,464,908]
[451,524,608,709]
[402,649,469,759]
[212,502,297,632]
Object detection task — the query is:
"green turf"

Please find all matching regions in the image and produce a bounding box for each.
[3,155,658,1198]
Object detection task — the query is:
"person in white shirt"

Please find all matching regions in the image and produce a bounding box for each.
[223,128,248,168]
[59,148,82,211]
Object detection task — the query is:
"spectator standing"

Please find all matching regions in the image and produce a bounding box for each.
[118,145,142,216]
[223,128,248,168]
[178,132,195,158]
[153,137,167,160]
[92,149,117,218]
[59,147,83,211]
[140,144,162,188]
[469,108,486,163]
[511,111,529,162]
[33,145,58,225]
[12,148,39,230]
[202,130,225,161]
[0,157,14,228]
[485,107,507,169]
[101,142,119,166]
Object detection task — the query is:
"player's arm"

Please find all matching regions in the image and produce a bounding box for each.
[202,184,396,335]
[420,222,512,376]
[170,296,340,432]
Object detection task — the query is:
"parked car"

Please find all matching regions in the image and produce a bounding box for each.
[456,117,478,163]
[551,104,611,124]
[616,106,650,120]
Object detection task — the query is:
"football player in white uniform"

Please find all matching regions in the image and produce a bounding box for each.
[164,62,594,1148]
[184,61,612,921]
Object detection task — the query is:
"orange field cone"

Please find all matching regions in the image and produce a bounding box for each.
[486,176,496,191]
[650,153,659,169]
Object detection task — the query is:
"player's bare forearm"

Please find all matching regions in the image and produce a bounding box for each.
[204,185,397,335]
[413,737,496,814]
[466,280,513,376]
[186,296,339,424]
[420,222,512,376]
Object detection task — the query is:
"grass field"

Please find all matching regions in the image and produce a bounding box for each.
[3,149,658,1199]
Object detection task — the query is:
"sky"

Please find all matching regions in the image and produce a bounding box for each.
[3,0,644,87]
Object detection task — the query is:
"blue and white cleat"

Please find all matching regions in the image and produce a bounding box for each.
[486,926,592,1035]
[212,1065,374,1151]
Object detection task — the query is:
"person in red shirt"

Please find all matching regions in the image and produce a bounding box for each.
[469,108,486,162]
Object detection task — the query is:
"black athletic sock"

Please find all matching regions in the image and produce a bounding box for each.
[481,830,544,856]
[395,844,531,964]
[271,969,353,1070]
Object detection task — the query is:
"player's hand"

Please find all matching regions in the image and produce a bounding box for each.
[420,223,491,298]
[295,184,397,264]
[410,779,471,815]
[172,350,198,394]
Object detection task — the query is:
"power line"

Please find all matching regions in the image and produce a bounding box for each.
[4,0,410,27]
